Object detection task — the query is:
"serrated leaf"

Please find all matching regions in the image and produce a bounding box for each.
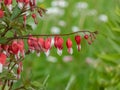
[11,5,21,20]
[0,70,16,80]
[26,24,33,31]
[0,24,5,30]
[0,37,8,44]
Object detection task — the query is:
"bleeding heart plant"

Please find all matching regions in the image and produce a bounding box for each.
[0,0,98,89]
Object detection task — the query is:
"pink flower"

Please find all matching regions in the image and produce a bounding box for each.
[17,0,29,9]
[38,37,44,51]
[29,0,36,11]
[0,9,4,18]
[16,0,29,4]
[17,40,25,58]
[1,44,9,56]
[4,0,12,11]
[54,36,64,56]
[17,62,23,79]
[11,40,20,55]
[4,0,12,5]
[66,38,73,54]
[9,40,25,59]
[0,53,7,73]
[75,35,81,51]
[44,38,51,56]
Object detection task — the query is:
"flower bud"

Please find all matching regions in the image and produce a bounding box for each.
[32,13,38,24]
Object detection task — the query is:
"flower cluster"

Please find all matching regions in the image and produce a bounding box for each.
[0,40,24,78]
[0,32,97,73]
[0,0,46,25]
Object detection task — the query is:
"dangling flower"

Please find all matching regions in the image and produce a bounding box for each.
[38,37,44,51]
[11,41,19,54]
[0,53,7,73]
[24,0,29,5]
[54,36,64,56]
[32,0,36,6]
[17,40,25,58]
[27,35,38,53]
[0,9,4,18]
[17,62,23,79]
[1,44,9,56]
[11,40,20,59]
[4,0,12,5]
[4,0,12,11]
[66,38,73,54]
[17,0,29,9]
[75,35,81,51]
[32,13,38,24]
[34,37,44,56]
[44,38,51,56]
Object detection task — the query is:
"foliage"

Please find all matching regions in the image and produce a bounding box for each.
[0,0,120,90]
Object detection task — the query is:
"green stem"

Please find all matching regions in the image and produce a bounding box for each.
[8,30,98,40]
[2,80,7,90]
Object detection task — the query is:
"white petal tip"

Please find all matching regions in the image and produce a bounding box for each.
[36,52,40,57]
[57,49,62,56]
[45,50,50,57]
[68,48,73,55]
[0,63,3,73]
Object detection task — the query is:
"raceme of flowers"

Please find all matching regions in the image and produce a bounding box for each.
[0,33,95,74]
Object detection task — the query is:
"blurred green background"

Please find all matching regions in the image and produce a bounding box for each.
[14,0,120,90]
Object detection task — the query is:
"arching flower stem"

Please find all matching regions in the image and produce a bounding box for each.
[8,30,98,40]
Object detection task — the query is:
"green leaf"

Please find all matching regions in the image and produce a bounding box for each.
[112,28,120,33]
[98,54,120,62]
[26,24,33,31]
[11,5,21,20]
[0,24,5,30]
[31,81,44,89]
[0,37,8,44]
[0,70,16,80]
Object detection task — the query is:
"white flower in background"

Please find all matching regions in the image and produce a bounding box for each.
[72,26,80,32]
[87,9,97,16]
[63,56,73,62]
[58,20,66,27]
[98,14,108,22]
[85,57,93,65]
[51,0,68,8]
[76,2,88,10]
[51,26,61,34]
[47,56,57,63]
[47,7,64,16]
[72,11,79,17]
